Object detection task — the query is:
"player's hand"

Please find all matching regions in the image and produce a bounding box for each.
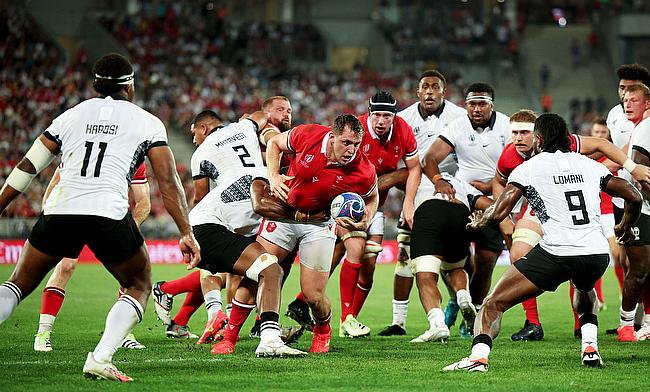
[498,217,515,249]
[402,201,415,229]
[336,211,368,232]
[269,173,293,202]
[615,223,636,246]
[179,233,201,269]
[466,210,484,231]
[309,210,330,222]
[630,164,650,184]
[470,179,492,195]
[434,178,455,200]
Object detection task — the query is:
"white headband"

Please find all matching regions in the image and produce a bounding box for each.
[466,95,493,102]
[94,72,135,85]
[510,122,535,132]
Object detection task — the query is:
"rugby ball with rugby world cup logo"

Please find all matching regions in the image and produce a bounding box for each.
[330,192,365,222]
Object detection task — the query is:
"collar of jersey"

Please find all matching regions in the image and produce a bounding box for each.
[320,131,356,166]
[470,112,497,132]
[366,115,393,141]
[99,93,129,101]
[417,100,446,120]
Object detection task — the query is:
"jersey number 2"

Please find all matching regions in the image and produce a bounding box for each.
[232,145,255,167]
[564,190,589,225]
[81,141,108,177]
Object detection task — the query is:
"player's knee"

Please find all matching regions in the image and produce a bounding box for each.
[364,240,383,260]
[246,253,280,283]
[394,259,413,278]
[59,258,78,275]
[412,255,441,275]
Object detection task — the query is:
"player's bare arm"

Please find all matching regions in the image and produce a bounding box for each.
[250,178,328,222]
[470,178,493,195]
[42,167,61,208]
[336,185,379,232]
[193,177,210,205]
[0,134,59,213]
[148,145,200,267]
[468,183,522,230]
[579,135,650,182]
[378,168,408,193]
[603,175,642,246]
[423,138,455,199]
[266,132,293,201]
[130,182,150,228]
[402,154,422,228]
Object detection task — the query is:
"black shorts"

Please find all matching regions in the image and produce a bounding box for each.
[411,199,471,262]
[28,213,144,264]
[193,223,257,274]
[514,245,608,292]
[614,205,650,245]
[469,224,505,252]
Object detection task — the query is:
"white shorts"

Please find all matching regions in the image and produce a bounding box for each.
[601,213,615,239]
[258,218,336,272]
[367,211,385,237]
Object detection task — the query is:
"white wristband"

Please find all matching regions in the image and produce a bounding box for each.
[623,158,638,174]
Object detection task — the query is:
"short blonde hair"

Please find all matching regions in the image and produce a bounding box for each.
[262,96,290,111]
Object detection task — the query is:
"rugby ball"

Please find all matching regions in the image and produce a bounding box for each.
[330,192,365,222]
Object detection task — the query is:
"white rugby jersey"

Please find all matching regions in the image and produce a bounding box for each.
[508,151,611,256]
[398,100,466,174]
[189,119,266,236]
[607,104,634,149]
[625,117,650,215]
[43,96,167,220]
[415,172,482,211]
[439,111,511,184]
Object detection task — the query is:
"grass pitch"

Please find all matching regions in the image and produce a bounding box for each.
[0,263,648,391]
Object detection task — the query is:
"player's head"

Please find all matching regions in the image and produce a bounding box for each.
[417,70,446,116]
[263,96,292,132]
[92,53,135,101]
[465,82,495,128]
[616,64,650,101]
[590,116,610,141]
[190,110,223,146]
[330,114,364,165]
[533,113,571,153]
[623,83,650,125]
[509,109,538,154]
[369,90,398,137]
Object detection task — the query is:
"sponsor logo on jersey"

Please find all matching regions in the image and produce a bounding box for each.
[336,175,343,183]
[305,154,314,163]
[312,176,319,183]
[378,158,384,165]
[266,222,277,233]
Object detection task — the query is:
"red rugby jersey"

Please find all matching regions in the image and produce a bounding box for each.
[285,124,377,212]
[131,162,147,184]
[497,134,580,180]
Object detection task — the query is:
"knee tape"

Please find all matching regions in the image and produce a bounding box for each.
[340,230,367,242]
[396,228,411,245]
[245,253,279,282]
[441,256,467,271]
[412,255,442,275]
[512,228,542,247]
[394,258,413,278]
[364,240,383,259]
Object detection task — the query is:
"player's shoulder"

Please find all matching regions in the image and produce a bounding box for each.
[494,111,511,127]
[498,143,521,164]
[397,102,419,118]
[443,100,467,117]
[446,114,470,130]
[394,115,414,135]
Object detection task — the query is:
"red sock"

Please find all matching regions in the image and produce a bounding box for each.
[117,287,125,299]
[351,282,371,317]
[522,297,540,326]
[161,271,201,295]
[569,284,580,331]
[642,281,650,315]
[224,300,255,344]
[594,278,604,303]
[41,287,65,317]
[614,264,625,293]
[313,314,332,335]
[296,291,306,302]
[172,290,204,326]
[339,260,362,321]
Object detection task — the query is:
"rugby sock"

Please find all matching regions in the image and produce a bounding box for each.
[314,313,332,335]
[259,312,281,343]
[392,299,409,328]
[456,289,472,307]
[39,287,65,333]
[296,292,306,302]
[93,295,143,363]
[470,334,492,360]
[614,264,625,293]
[426,307,445,330]
[522,297,540,326]
[160,271,201,295]
[340,259,362,321]
[223,300,255,344]
[204,289,222,319]
[351,283,371,317]
[594,278,604,304]
[0,282,22,324]
[226,303,232,318]
[579,314,598,351]
[173,290,204,326]
[620,306,636,327]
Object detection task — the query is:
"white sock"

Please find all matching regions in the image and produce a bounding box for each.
[38,314,56,333]
[259,313,281,343]
[620,306,636,327]
[392,299,409,328]
[0,282,22,324]
[456,289,472,307]
[581,323,598,351]
[426,307,445,330]
[226,303,232,318]
[645,313,650,325]
[470,342,491,360]
[93,295,143,363]
[204,290,222,319]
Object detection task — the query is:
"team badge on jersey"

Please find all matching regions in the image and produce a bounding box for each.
[363,144,370,154]
[266,222,277,233]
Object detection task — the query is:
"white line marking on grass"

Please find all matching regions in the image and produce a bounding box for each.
[2,357,225,366]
